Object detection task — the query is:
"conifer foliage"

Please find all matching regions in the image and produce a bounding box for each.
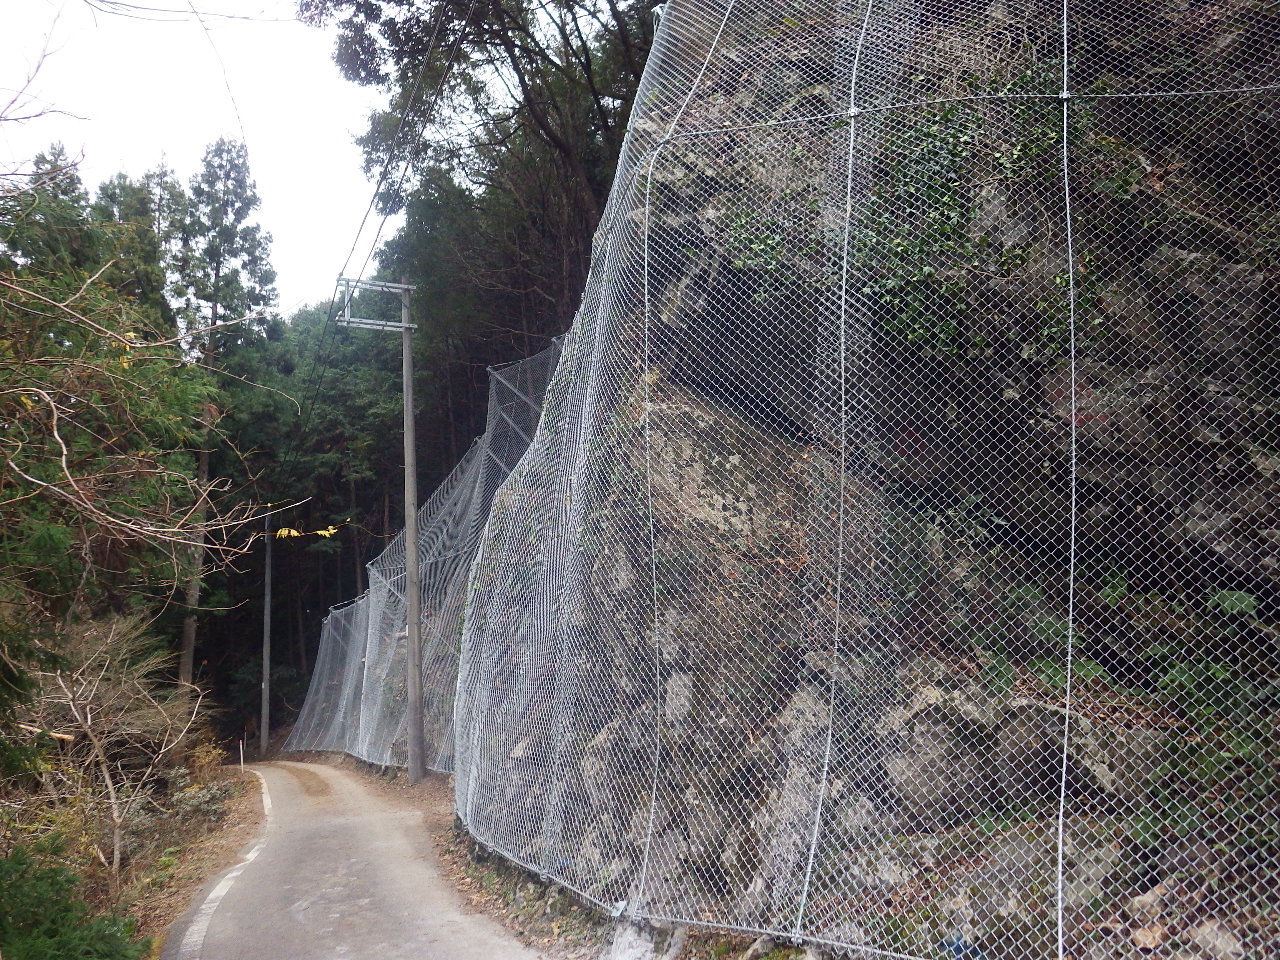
[0,132,271,954]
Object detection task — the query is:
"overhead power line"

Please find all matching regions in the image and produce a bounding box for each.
[183,0,249,146]
[278,1,478,483]
[82,1,299,23]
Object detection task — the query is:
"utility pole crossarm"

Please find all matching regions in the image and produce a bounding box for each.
[339,276,415,293]
[339,318,419,332]
[336,276,418,331]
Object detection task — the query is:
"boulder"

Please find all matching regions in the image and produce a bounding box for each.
[997,699,1167,804]
[877,683,1001,827]
[1187,919,1245,960]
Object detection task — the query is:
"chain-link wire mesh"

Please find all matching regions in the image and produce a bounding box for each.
[453,1,1280,957]
[286,340,562,770]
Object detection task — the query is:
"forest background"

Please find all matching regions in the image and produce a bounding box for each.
[0,0,656,951]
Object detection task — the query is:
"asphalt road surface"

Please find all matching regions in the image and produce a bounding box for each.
[165,761,545,960]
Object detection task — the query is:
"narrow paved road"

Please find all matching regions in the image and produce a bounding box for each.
[165,761,545,960]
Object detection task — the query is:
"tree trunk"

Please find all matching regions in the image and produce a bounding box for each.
[179,311,216,685]
[295,590,308,676]
[178,443,209,684]
[444,337,458,463]
[351,477,365,596]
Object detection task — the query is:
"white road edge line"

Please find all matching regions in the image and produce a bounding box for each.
[176,767,272,960]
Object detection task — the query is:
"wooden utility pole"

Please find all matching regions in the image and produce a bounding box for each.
[337,276,424,782]
[260,513,272,758]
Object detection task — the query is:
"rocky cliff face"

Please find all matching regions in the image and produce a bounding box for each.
[456,1,1280,958]
[463,374,1265,957]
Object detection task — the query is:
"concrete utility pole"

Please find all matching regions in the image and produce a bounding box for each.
[336,276,424,782]
[260,513,272,758]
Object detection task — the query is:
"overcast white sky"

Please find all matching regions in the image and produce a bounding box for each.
[1,0,402,315]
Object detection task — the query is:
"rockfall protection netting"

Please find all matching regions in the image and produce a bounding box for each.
[285,340,562,770]
[453,1,1280,958]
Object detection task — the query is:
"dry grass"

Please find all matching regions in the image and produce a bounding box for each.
[119,768,265,958]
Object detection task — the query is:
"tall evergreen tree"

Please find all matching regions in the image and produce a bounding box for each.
[1,145,101,272]
[176,139,276,345]
[174,138,277,684]
[0,149,218,767]
[91,167,186,330]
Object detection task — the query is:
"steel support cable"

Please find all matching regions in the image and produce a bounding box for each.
[634,0,739,913]
[342,0,481,286]
[284,0,482,481]
[792,0,879,936]
[1054,1,1079,957]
